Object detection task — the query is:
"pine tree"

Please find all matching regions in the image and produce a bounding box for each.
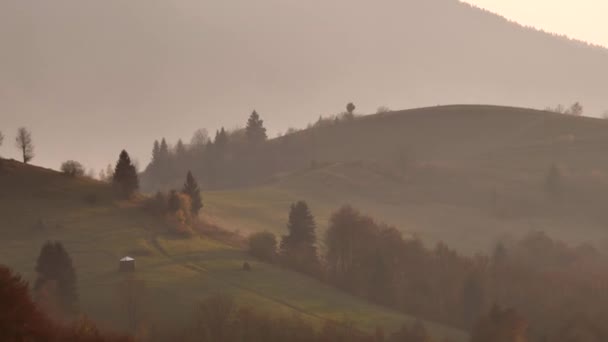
[151,140,160,165]
[175,139,187,158]
[182,171,203,215]
[34,241,79,315]
[214,128,229,149]
[159,138,170,161]
[280,201,319,274]
[113,150,139,197]
[246,110,267,144]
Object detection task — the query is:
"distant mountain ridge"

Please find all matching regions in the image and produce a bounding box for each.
[1,0,607,170]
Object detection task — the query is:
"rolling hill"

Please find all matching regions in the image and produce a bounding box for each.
[0,159,466,341]
[2,0,608,170]
[200,105,608,253]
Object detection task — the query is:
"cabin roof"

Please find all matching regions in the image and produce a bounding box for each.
[120,256,135,262]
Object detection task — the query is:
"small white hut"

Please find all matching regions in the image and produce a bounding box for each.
[119,256,135,272]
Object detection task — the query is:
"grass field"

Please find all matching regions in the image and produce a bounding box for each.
[0,159,467,341]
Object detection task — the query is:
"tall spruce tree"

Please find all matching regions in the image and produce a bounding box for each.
[113,150,139,197]
[34,241,78,315]
[151,140,160,166]
[280,201,319,274]
[159,138,170,161]
[182,171,203,215]
[246,110,267,144]
[175,139,187,158]
[214,128,229,149]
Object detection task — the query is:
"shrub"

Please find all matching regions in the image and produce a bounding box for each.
[165,192,194,236]
[60,160,85,178]
[248,232,277,263]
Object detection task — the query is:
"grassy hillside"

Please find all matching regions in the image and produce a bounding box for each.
[204,105,608,253]
[0,159,466,341]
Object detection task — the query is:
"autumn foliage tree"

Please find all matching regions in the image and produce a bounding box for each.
[471,305,528,342]
[1,265,133,341]
[0,265,53,341]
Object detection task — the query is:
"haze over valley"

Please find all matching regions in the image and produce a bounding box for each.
[2,1,608,342]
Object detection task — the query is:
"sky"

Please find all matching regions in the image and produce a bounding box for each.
[462,0,608,48]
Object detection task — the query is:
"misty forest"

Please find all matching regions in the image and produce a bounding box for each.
[2,0,608,342]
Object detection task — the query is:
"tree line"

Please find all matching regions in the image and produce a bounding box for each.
[140,103,360,191]
[248,202,608,342]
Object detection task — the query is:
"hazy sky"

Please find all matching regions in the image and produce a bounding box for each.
[463,0,608,48]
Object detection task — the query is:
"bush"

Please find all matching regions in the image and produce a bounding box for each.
[165,191,194,236]
[60,160,85,178]
[248,232,277,263]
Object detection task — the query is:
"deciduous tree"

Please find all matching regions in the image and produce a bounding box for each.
[346,102,356,115]
[248,232,277,262]
[60,160,85,178]
[15,127,34,163]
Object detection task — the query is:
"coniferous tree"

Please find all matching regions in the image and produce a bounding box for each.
[159,138,170,161]
[175,139,187,158]
[214,128,229,149]
[246,110,267,144]
[34,241,79,315]
[113,150,139,197]
[280,201,319,274]
[182,171,203,215]
[0,130,4,148]
[151,140,160,166]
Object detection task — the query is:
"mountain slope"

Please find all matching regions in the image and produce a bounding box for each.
[2,0,608,169]
[201,105,608,253]
[0,159,466,340]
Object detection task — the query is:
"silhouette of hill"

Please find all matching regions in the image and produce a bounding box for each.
[1,0,607,169]
[157,105,608,253]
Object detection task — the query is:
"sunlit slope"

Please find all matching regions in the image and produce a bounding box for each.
[0,159,466,341]
[206,106,608,253]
